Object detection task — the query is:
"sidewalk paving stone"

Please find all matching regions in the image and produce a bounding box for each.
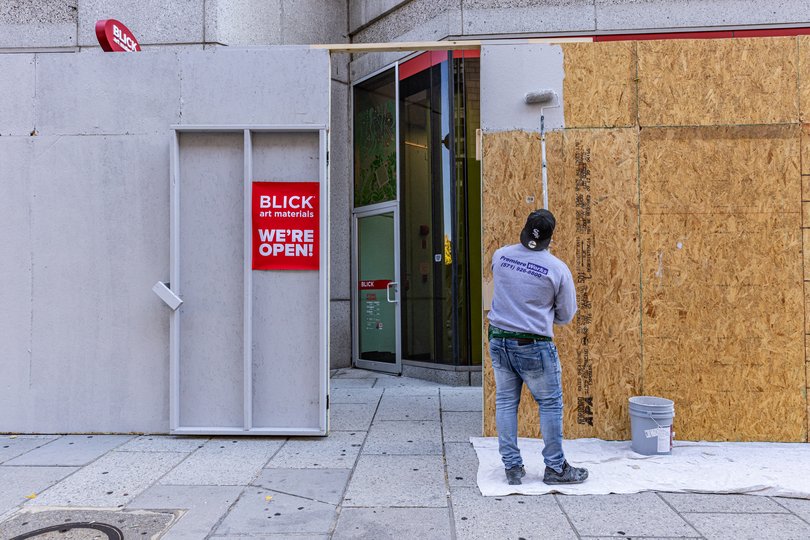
[117,435,209,453]
[332,507,452,539]
[375,394,440,421]
[441,411,482,442]
[127,485,243,540]
[214,487,337,536]
[343,454,447,507]
[0,435,58,464]
[0,466,77,519]
[363,420,443,455]
[331,368,377,379]
[331,378,376,389]
[330,402,377,431]
[556,492,700,537]
[160,438,284,486]
[686,512,810,540]
[5,435,134,466]
[330,387,383,404]
[450,487,577,540]
[252,468,351,505]
[660,492,789,513]
[267,431,365,469]
[376,384,441,395]
[440,387,483,412]
[27,451,187,507]
[774,496,810,521]
[444,442,479,487]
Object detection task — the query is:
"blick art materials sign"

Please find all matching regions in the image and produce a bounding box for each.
[252,182,319,271]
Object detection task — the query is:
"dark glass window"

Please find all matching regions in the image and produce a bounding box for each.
[353,70,397,207]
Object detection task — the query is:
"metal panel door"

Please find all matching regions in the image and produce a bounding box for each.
[162,125,329,436]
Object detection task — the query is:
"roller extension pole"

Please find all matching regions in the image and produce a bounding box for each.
[524,90,559,211]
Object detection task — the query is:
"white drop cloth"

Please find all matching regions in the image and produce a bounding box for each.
[472,437,810,498]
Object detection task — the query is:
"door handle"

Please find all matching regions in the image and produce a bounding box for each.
[153,281,183,311]
[386,281,398,303]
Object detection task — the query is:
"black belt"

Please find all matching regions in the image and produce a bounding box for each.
[515,337,552,345]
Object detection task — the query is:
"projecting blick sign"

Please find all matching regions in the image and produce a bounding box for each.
[95,19,141,52]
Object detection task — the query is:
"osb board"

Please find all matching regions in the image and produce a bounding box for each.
[638,37,799,127]
[561,41,637,128]
[800,37,810,123]
[806,229,810,277]
[641,125,801,215]
[640,126,806,441]
[482,129,641,440]
[482,130,564,439]
[802,124,810,178]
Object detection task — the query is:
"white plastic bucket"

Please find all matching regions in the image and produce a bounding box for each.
[629,396,675,455]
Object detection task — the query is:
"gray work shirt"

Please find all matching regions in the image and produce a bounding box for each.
[487,243,577,338]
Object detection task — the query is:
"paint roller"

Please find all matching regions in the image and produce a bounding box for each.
[524,90,560,210]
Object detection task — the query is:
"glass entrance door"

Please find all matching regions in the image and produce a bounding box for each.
[353,206,401,373]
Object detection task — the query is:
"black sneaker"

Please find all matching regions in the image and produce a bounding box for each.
[505,465,526,485]
[543,461,588,485]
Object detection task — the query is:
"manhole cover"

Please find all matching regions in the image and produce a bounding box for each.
[0,509,177,540]
[9,522,122,539]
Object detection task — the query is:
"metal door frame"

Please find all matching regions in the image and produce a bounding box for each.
[352,202,402,374]
[167,124,329,436]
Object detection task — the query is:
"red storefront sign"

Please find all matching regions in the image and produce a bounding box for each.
[359,280,391,290]
[95,19,141,52]
[252,182,320,271]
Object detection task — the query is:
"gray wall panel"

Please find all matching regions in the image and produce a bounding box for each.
[178,133,245,428]
[179,48,330,126]
[205,0,282,46]
[330,81,351,302]
[330,299,352,369]
[77,0,204,46]
[480,43,565,133]
[250,132,322,428]
[0,55,35,136]
[282,0,348,44]
[0,139,34,431]
[462,0,595,35]
[350,0,409,33]
[352,0,462,44]
[0,0,77,48]
[35,51,181,135]
[27,134,170,433]
[595,0,810,31]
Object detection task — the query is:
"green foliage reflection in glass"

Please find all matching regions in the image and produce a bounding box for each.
[355,97,396,206]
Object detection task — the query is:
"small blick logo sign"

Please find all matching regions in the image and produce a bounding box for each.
[95,19,141,52]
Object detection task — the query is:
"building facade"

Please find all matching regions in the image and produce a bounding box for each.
[3,1,810,433]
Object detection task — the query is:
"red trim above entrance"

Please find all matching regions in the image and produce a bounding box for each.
[399,50,449,80]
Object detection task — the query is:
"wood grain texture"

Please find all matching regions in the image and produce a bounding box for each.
[640,126,805,441]
[638,37,798,126]
[562,41,637,128]
[482,129,640,440]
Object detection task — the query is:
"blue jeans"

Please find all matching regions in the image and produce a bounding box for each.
[489,338,565,472]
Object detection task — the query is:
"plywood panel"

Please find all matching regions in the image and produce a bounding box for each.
[562,41,636,128]
[801,124,810,178]
[482,130,561,439]
[799,36,810,124]
[638,37,798,127]
[640,126,806,442]
[482,128,641,440]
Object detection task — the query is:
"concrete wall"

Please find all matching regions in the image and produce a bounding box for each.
[0,47,331,433]
[0,1,354,369]
[349,0,810,79]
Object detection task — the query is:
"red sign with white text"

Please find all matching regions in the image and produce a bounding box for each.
[252,182,320,271]
[95,19,141,52]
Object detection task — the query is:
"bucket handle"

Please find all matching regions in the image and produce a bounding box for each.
[646,411,669,429]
